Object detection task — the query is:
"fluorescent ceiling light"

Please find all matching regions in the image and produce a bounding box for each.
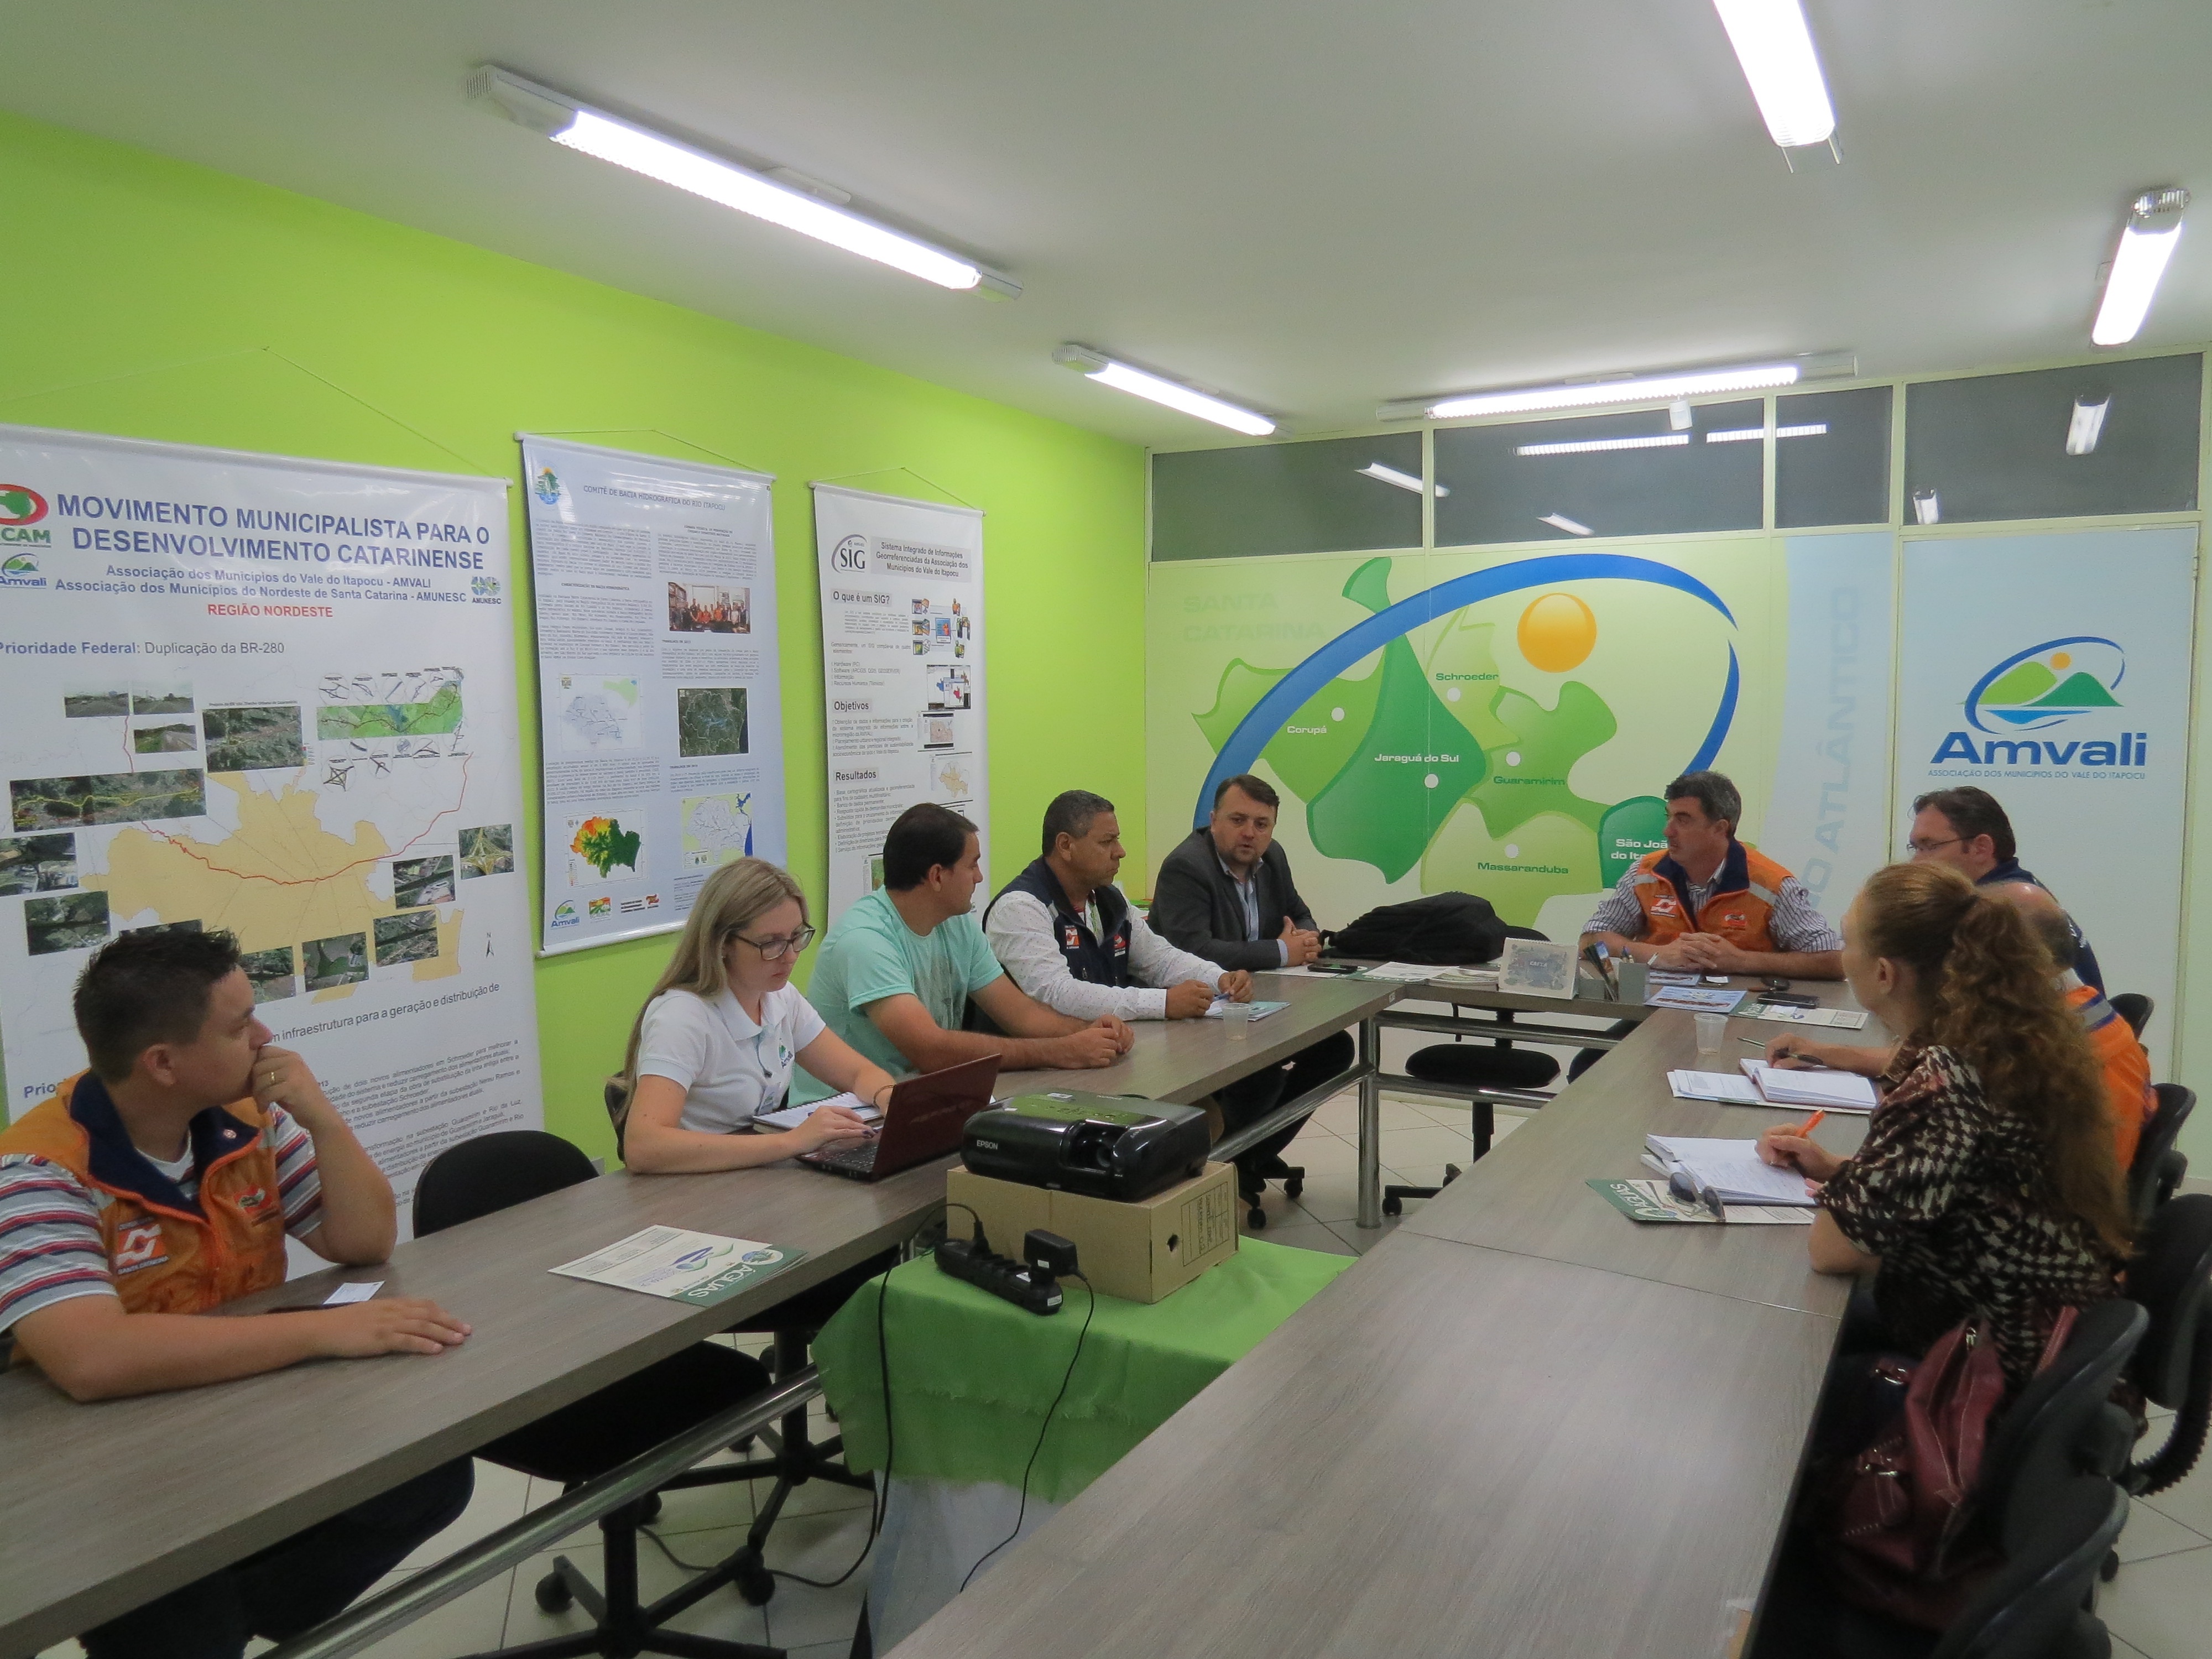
[1515,434,1690,457]
[2092,189,2188,347]
[1540,514,1594,536]
[471,66,1016,296]
[1407,361,1802,421]
[1912,489,1940,526]
[1052,346,1275,436]
[1358,462,1448,498]
[2065,397,2110,456]
[1704,422,1828,443]
[1711,0,1837,149]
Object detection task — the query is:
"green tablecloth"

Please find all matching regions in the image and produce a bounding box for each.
[815,1238,1354,1504]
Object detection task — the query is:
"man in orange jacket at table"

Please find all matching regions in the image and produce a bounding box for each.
[1579,769,1845,979]
[0,928,473,1658]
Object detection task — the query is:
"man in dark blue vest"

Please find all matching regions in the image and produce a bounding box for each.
[983,791,1249,1023]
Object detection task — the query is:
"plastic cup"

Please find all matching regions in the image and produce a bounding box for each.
[1694,1011,1727,1053]
[1225,1001,1253,1041]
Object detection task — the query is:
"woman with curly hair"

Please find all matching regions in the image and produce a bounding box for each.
[1758,861,2131,1391]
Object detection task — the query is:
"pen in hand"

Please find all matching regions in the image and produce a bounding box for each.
[1793,1109,1827,1138]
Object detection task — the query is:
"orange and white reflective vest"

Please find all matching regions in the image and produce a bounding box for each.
[0,1071,288,1316]
[1629,842,1795,954]
[2065,977,2152,1172]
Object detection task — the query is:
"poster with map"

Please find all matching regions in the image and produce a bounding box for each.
[521,438,785,953]
[1145,540,1895,949]
[0,423,540,1222]
[812,485,987,918]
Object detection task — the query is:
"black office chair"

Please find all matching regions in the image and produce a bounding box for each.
[2127,1083,2195,1226]
[1754,1303,2145,1659]
[1381,1015,1561,1216]
[604,1079,885,1603]
[2107,992,2153,1042]
[2116,1194,2212,1509]
[414,1130,781,1659]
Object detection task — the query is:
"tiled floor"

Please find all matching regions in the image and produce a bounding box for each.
[36,1104,2212,1658]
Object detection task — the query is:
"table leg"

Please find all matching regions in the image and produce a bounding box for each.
[1357,1014,1383,1229]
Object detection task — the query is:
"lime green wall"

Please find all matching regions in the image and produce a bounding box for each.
[0,109,1146,1161]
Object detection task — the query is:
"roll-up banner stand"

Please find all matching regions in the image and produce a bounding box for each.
[520,437,786,954]
[0,423,540,1222]
[1893,526,2198,1076]
[811,484,987,919]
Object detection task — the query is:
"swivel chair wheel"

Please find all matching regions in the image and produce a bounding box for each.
[1381,1193,1404,1217]
[1246,1201,1268,1229]
[736,1557,777,1606]
[534,1569,574,1613]
[2101,1548,2120,1583]
[637,1491,662,1524]
[1284,1173,1305,1201]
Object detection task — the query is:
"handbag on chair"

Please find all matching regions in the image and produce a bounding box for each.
[1812,1307,2078,1630]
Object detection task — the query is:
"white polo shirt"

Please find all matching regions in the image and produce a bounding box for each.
[634,985,829,1134]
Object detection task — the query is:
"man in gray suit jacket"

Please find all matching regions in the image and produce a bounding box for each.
[1151,775,1325,970]
[1150,774,1351,1223]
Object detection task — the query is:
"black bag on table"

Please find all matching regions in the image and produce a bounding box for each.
[1323,891,1527,966]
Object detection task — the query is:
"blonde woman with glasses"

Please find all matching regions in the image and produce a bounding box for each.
[619,859,892,1172]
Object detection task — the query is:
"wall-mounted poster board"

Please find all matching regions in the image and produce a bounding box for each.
[811,484,987,918]
[0,423,539,1219]
[520,437,786,953]
[1893,526,2198,1076]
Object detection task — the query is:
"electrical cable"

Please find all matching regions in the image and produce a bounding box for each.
[958,1271,1095,1593]
[761,1203,987,1592]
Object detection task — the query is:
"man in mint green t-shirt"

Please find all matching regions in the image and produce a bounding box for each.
[794,804,1131,1102]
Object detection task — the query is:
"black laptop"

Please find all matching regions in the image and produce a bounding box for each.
[797,1054,1001,1181]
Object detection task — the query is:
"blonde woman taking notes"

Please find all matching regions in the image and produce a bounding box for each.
[619,859,893,1173]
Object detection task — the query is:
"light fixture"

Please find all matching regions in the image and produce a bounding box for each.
[2092,189,2188,347]
[1052,346,1275,436]
[1912,489,1940,526]
[1711,0,1837,150]
[1358,462,1449,498]
[1704,423,1828,443]
[1515,434,1690,457]
[1379,353,1854,422]
[471,66,1018,297]
[1540,514,1594,536]
[2065,397,2110,456]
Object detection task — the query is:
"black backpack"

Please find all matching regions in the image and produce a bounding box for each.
[1324,891,1534,966]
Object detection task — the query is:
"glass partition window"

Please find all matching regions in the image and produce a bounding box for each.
[1775,385,1892,528]
[1903,354,2202,525]
[1432,400,1764,545]
[1150,432,1425,561]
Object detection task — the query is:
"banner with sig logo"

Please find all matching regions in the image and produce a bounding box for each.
[1894,526,2197,1073]
[811,483,987,921]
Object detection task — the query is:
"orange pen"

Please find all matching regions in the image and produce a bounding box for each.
[1793,1109,1828,1139]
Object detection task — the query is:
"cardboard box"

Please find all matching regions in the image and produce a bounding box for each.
[945,1160,1238,1305]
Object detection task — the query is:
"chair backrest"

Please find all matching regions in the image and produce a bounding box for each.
[413,1129,598,1237]
[2130,1084,2197,1224]
[2123,1193,2212,1409]
[2107,992,2153,1041]
[604,1074,630,1160]
[1976,1297,2147,1507]
[1933,1476,2127,1659]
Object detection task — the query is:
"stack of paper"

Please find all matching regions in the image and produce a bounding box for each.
[1358,962,1455,982]
[1645,985,1747,1013]
[1754,1004,1872,1030]
[1739,1060,1877,1112]
[1642,1135,1816,1206]
[753,1092,883,1131]
[1207,998,1290,1020]
[1667,1070,1764,1104]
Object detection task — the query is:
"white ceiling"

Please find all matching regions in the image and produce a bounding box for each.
[3,1,2209,448]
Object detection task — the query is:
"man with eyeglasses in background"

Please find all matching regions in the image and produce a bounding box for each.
[1903,786,2104,991]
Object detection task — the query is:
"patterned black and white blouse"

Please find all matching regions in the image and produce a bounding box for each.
[1820,1042,2121,1391]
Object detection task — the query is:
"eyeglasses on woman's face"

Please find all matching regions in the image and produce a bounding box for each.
[732,925,816,961]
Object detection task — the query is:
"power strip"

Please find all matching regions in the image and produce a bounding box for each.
[935,1238,1063,1314]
